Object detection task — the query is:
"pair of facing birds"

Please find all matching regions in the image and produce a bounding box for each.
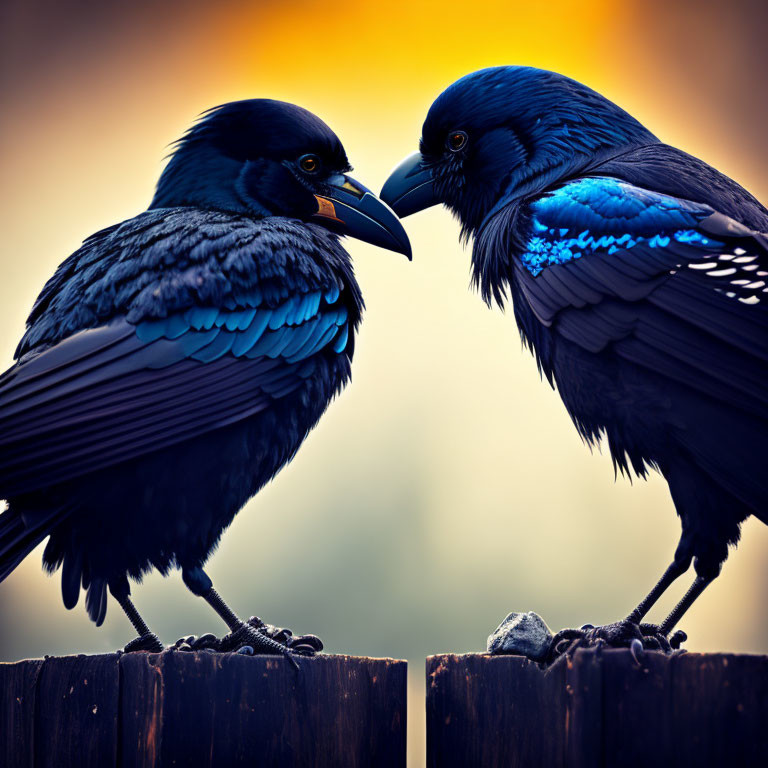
[1,66,766,663]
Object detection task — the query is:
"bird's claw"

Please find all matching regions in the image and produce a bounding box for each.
[246,616,323,655]
[546,627,585,660]
[638,624,687,651]
[669,629,687,649]
[546,619,687,664]
[123,632,164,653]
[169,617,323,665]
[638,623,672,652]
[225,623,301,669]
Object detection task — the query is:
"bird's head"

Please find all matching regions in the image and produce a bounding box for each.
[381,66,657,237]
[151,99,410,257]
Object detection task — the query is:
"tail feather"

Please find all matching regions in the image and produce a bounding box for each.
[61,550,82,610]
[86,578,107,626]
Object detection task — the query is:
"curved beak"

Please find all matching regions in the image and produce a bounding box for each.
[380,152,438,218]
[313,174,411,259]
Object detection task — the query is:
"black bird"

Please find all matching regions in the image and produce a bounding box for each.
[382,66,768,650]
[0,99,410,660]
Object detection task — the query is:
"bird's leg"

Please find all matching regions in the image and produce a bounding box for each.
[585,557,693,651]
[109,577,164,653]
[658,574,714,636]
[626,557,690,624]
[181,566,317,669]
[546,551,694,662]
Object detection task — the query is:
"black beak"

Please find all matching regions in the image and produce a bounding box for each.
[380,152,438,218]
[313,174,412,259]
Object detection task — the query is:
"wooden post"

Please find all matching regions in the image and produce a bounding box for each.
[426,649,768,768]
[1,652,407,768]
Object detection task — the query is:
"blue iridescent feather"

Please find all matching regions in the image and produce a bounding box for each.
[135,288,349,365]
[520,178,722,276]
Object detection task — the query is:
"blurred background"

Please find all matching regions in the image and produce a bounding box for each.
[1,0,767,764]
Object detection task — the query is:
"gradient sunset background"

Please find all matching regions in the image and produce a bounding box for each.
[2,0,767,764]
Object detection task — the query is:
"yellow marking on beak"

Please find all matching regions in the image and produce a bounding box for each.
[313,195,344,223]
[341,179,364,197]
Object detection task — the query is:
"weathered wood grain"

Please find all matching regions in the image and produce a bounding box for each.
[0,652,407,768]
[671,653,768,766]
[563,646,602,768]
[426,653,567,767]
[0,656,43,768]
[426,649,768,768]
[34,653,120,768]
[119,652,163,768]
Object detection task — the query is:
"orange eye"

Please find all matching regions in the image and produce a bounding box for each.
[299,154,320,173]
[447,131,468,152]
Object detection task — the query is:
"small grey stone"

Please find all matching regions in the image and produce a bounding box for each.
[487,611,553,661]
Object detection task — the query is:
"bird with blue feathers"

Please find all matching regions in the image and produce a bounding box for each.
[382,66,768,653]
[0,99,410,662]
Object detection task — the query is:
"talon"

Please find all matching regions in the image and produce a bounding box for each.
[191,633,218,650]
[266,627,293,644]
[290,634,324,652]
[594,638,605,652]
[290,642,320,656]
[124,632,164,653]
[542,617,684,663]
[195,615,321,660]
[228,622,305,671]
[643,637,661,651]
[669,630,687,650]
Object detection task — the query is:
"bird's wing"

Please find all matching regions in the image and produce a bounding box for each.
[504,176,768,388]
[0,289,351,498]
[492,175,768,505]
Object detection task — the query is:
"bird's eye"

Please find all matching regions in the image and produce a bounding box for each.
[446,131,468,152]
[299,154,321,174]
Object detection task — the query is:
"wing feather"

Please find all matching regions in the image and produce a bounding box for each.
[0,296,350,498]
[504,176,768,420]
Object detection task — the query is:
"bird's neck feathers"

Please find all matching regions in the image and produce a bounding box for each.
[149,143,269,217]
[468,108,658,309]
[463,96,658,236]
[471,198,527,308]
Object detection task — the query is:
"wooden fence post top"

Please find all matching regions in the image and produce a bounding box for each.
[426,649,768,768]
[1,652,407,768]
[427,647,768,666]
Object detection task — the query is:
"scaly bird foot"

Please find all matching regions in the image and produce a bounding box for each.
[547,619,687,663]
[247,616,324,655]
[123,632,164,653]
[639,623,687,651]
[169,617,323,665]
